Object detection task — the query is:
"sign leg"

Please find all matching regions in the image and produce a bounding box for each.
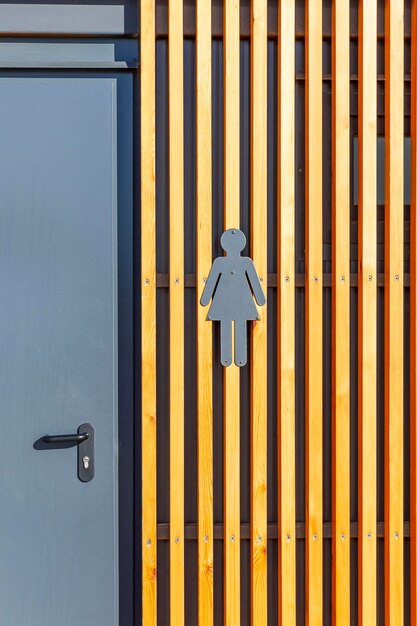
[221,321,233,367]
[234,320,247,367]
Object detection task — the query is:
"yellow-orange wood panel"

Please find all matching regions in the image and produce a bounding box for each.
[141,1,157,624]
[169,1,185,623]
[196,0,213,623]
[331,2,350,624]
[140,4,411,625]
[223,2,240,624]
[277,0,296,624]
[305,1,323,623]
[250,1,267,624]
[411,1,417,622]
[358,0,377,624]
[384,1,404,624]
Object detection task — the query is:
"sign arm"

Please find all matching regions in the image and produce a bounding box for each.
[245,260,266,306]
[200,259,221,306]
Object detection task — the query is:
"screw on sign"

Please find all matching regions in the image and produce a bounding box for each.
[200,228,266,367]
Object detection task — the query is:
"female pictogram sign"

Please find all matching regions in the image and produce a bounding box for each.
[200,228,266,366]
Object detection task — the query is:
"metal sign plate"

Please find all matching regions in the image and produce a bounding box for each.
[200,228,266,367]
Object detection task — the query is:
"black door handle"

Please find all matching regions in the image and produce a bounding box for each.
[42,432,89,445]
[40,423,94,482]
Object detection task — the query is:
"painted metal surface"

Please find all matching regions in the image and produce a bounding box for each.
[0,42,138,68]
[0,42,133,63]
[0,77,119,625]
[0,3,131,34]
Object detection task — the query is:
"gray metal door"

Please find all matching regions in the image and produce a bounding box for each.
[0,77,118,625]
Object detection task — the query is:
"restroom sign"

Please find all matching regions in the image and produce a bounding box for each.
[200,228,266,367]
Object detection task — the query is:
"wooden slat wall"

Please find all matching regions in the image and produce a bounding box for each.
[169,1,185,624]
[153,1,412,39]
[384,1,404,624]
[331,1,350,623]
[411,1,417,623]
[223,2,240,624]
[250,1,267,624]
[305,1,323,624]
[140,2,411,624]
[196,1,213,624]
[277,1,296,624]
[141,0,157,624]
[358,0,377,624]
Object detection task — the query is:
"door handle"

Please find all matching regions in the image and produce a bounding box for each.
[40,423,94,483]
[42,432,89,445]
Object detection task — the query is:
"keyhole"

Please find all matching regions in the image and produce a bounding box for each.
[83,456,90,470]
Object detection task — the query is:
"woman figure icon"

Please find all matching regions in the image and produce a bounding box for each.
[200,228,266,366]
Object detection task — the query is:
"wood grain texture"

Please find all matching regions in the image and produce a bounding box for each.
[277,1,296,624]
[384,1,404,624]
[358,1,377,624]
[411,1,417,622]
[305,1,323,623]
[169,1,185,623]
[141,1,157,624]
[223,1,240,623]
[196,0,213,623]
[331,2,350,624]
[250,1,267,623]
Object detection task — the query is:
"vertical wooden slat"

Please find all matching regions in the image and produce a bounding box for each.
[305,1,322,623]
[141,0,157,624]
[196,0,213,623]
[250,0,267,624]
[223,1,240,623]
[169,1,185,623]
[331,1,350,624]
[411,1,417,622]
[384,1,404,623]
[358,0,377,623]
[277,0,296,624]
